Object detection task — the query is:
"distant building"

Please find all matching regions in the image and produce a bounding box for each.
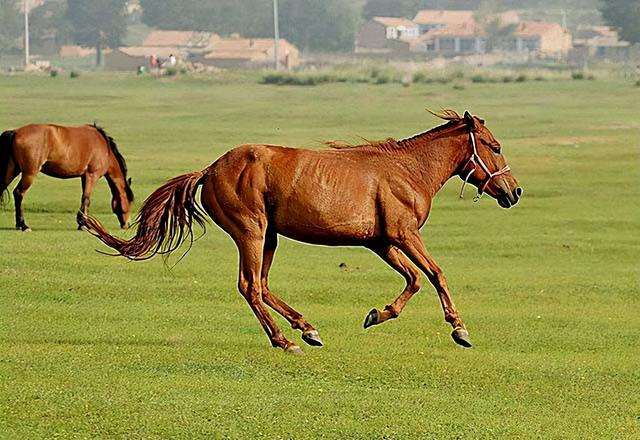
[410,11,570,57]
[194,37,300,69]
[355,17,419,55]
[572,25,630,60]
[59,45,96,58]
[412,22,485,54]
[506,21,572,56]
[413,10,475,34]
[141,31,219,51]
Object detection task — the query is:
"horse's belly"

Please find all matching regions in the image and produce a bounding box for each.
[41,161,82,179]
[272,206,379,245]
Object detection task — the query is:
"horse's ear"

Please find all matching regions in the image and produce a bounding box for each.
[463,111,476,129]
[127,177,132,186]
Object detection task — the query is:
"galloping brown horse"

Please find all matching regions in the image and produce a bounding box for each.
[0,124,134,231]
[81,111,522,353]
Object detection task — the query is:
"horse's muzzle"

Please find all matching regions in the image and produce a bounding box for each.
[498,187,523,209]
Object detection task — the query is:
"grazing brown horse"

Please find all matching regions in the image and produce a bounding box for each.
[81,110,522,353]
[0,124,134,231]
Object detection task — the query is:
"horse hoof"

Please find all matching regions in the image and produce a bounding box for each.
[363,308,380,328]
[301,330,323,347]
[451,327,473,348]
[285,344,304,355]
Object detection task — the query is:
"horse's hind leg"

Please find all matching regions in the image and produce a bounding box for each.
[77,173,99,229]
[364,244,421,328]
[13,173,36,231]
[1,156,19,202]
[236,236,302,353]
[261,230,323,347]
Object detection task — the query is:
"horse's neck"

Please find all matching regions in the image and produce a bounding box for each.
[105,157,126,197]
[396,130,469,198]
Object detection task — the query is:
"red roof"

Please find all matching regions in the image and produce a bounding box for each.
[513,21,564,37]
[373,17,418,28]
[413,10,475,26]
[204,38,298,61]
[142,31,218,48]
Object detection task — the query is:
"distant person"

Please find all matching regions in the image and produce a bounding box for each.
[168,54,177,66]
[149,54,158,70]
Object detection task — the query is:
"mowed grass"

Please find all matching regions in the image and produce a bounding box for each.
[0,72,638,439]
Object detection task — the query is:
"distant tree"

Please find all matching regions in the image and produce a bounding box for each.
[65,0,127,66]
[599,0,640,44]
[474,1,516,52]
[140,0,358,52]
[30,0,70,49]
[279,0,359,52]
[483,18,516,51]
[0,0,22,53]
[363,0,417,18]
[139,0,272,35]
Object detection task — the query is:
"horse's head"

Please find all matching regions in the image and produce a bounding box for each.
[112,177,134,229]
[459,111,522,208]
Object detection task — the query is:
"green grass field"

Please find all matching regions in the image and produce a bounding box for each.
[0,72,638,439]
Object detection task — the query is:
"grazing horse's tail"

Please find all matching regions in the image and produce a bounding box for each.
[0,130,16,202]
[79,169,209,260]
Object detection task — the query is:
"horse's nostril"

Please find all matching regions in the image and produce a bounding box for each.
[515,187,523,198]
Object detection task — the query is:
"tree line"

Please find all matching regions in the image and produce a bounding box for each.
[0,0,637,65]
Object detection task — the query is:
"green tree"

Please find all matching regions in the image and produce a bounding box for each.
[279,0,359,52]
[65,0,127,65]
[140,0,358,52]
[474,1,516,52]
[599,0,640,44]
[30,0,70,50]
[0,0,22,53]
[363,0,417,18]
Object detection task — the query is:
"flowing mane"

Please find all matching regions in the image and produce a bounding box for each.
[92,124,134,202]
[324,109,464,151]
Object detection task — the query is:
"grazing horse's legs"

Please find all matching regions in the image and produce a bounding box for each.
[13,173,36,231]
[236,236,302,353]
[364,244,421,328]
[260,230,323,346]
[395,231,472,348]
[1,156,19,197]
[77,173,99,229]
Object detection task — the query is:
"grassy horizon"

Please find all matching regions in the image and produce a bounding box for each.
[0,72,638,439]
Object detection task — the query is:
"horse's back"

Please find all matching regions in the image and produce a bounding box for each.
[202,144,382,244]
[12,124,107,177]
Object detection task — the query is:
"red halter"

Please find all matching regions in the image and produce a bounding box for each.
[459,131,511,200]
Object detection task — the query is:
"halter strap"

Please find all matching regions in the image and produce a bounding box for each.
[459,131,511,199]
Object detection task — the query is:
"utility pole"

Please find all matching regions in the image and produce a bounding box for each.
[24,0,30,66]
[273,0,280,70]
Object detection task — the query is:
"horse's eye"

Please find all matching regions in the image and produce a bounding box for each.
[481,139,501,155]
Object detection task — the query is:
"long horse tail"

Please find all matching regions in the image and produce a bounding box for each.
[0,130,16,203]
[79,169,209,261]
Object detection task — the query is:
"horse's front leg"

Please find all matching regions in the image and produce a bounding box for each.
[77,173,99,229]
[395,231,472,348]
[364,243,421,328]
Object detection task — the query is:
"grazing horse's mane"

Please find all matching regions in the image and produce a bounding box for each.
[91,124,134,202]
[324,109,464,151]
